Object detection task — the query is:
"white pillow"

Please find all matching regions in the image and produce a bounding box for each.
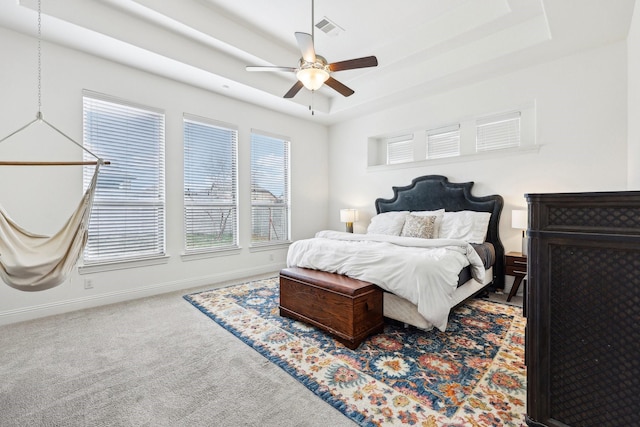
[439,211,491,244]
[367,211,410,236]
[411,209,445,237]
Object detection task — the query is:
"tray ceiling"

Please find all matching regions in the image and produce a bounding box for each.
[0,0,635,125]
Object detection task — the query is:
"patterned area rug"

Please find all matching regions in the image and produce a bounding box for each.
[185,277,526,426]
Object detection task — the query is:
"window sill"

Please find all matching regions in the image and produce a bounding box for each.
[181,247,242,262]
[78,255,170,274]
[367,144,542,172]
[249,242,292,252]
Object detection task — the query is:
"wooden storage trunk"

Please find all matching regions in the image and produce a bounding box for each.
[279,267,384,349]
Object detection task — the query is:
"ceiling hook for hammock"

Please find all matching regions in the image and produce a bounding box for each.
[0,0,109,167]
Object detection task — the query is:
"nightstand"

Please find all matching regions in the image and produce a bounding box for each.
[505,251,527,302]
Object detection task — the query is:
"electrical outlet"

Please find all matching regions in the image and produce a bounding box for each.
[84,279,93,289]
[269,254,275,262]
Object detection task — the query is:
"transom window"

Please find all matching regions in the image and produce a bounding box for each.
[386,135,413,164]
[368,104,534,169]
[476,111,521,152]
[427,125,460,159]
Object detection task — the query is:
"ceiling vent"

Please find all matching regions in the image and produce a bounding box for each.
[315,17,344,37]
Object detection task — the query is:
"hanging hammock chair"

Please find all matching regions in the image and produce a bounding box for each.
[0,162,102,291]
[0,0,108,291]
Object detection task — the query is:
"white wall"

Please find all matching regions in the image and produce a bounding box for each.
[629,1,640,188]
[0,24,633,323]
[0,27,329,325]
[327,41,628,255]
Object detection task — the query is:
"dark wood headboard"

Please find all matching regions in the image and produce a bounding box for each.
[375,175,505,289]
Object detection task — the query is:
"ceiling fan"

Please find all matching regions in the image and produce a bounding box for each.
[245,0,378,99]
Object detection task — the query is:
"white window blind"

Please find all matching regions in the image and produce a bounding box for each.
[427,125,460,159]
[386,135,413,164]
[183,115,238,252]
[476,111,521,152]
[83,94,165,263]
[250,132,290,245]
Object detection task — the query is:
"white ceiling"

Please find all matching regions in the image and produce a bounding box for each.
[0,0,635,125]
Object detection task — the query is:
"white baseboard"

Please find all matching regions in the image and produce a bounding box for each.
[0,264,285,326]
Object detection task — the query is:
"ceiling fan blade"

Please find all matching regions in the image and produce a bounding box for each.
[284,81,304,98]
[324,77,355,97]
[246,66,296,72]
[294,32,316,62]
[329,56,378,72]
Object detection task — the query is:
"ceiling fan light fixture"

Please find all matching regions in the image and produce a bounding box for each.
[296,66,330,91]
[245,0,377,99]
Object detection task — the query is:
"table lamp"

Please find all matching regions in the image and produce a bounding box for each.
[340,209,358,233]
[512,209,528,256]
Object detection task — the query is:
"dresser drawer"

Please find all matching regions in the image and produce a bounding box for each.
[506,264,527,276]
[505,253,527,276]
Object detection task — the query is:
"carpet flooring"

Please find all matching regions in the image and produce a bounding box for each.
[0,274,355,427]
[186,277,527,426]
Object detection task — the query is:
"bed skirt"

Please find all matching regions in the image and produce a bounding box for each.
[383,267,493,330]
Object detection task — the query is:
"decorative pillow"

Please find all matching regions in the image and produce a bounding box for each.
[366,211,410,236]
[439,211,492,244]
[410,209,445,237]
[400,215,437,239]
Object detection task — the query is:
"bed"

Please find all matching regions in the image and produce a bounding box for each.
[285,175,504,332]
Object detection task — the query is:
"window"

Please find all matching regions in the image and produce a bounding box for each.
[183,115,238,252]
[427,125,460,159]
[83,94,165,264]
[476,111,521,152]
[386,135,413,164]
[250,132,290,245]
[368,105,535,169]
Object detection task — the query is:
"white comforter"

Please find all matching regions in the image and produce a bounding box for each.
[286,230,486,331]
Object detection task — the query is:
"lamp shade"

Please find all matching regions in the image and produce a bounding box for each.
[296,67,330,91]
[340,209,358,223]
[511,209,528,229]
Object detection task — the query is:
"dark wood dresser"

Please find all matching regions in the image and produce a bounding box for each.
[525,191,640,427]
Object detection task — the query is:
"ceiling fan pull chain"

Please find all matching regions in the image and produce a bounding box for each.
[310,90,315,115]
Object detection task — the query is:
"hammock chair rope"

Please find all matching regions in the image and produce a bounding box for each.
[0,0,107,166]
